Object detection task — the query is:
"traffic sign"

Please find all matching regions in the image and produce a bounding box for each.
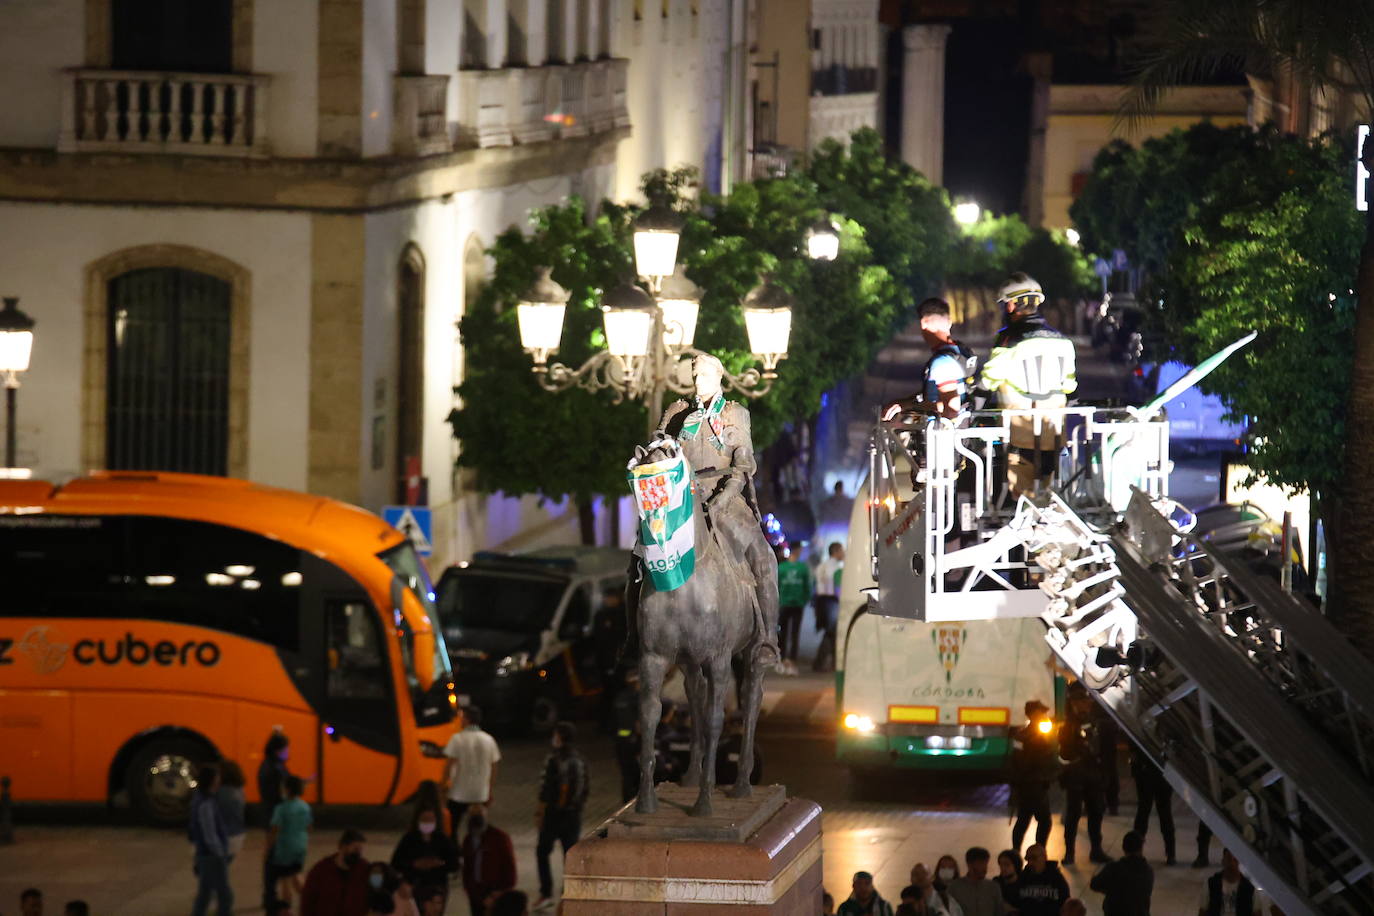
[1112,248,1130,271]
[383,505,433,556]
[1093,257,1112,278]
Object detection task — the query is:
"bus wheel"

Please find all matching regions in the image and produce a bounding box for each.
[126,737,213,826]
[530,696,560,734]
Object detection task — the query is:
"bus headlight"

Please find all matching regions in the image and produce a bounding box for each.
[495,651,533,677]
[843,713,875,733]
[925,735,946,749]
[948,736,971,750]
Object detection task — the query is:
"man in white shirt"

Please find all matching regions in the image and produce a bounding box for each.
[1196,849,1275,916]
[812,542,844,671]
[443,705,501,846]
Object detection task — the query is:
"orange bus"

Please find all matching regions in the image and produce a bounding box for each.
[0,472,459,823]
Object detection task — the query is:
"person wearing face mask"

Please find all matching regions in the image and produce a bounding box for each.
[300,829,371,916]
[391,807,459,901]
[932,856,964,915]
[900,864,958,915]
[368,864,419,916]
[947,847,1005,916]
[461,804,517,916]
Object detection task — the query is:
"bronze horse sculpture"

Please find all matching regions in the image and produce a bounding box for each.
[628,438,769,817]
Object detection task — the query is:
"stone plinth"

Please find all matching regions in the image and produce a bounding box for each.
[563,785,822,914]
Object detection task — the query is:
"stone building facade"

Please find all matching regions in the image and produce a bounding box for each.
[0,0,748,568]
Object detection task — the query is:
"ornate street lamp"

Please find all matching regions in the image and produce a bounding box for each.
[741,277,794,378]
[516,267,570,371]
[0,296,36,469]
[632,203,685,284]
[516,201,822,433]
[656,266,701,350]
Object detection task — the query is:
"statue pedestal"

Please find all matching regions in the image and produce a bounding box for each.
[562,785,823,914]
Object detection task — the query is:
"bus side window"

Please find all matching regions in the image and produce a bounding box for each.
[125,517,303,652]
[0,516,129,617]
[326,601,387,700]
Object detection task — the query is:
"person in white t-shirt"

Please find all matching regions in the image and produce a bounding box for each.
[443,706,501,847]
[1196,849,1275,916]
[812,542,845,672]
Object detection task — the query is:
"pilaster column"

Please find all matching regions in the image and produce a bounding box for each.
[900,24,950,184]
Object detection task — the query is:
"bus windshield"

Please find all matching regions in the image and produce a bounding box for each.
[378,543,452,679]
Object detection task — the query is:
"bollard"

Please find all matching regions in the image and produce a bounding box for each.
[0,775,13,844]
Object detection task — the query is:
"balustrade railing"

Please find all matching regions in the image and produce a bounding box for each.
[393,75,452,156]
[455,58,629,149]
[60,69,270,156]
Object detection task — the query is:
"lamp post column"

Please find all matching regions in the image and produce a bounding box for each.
[645,306,667,439]
[4,383,14,469]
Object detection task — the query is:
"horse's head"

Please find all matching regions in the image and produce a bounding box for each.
[631,434,678,470]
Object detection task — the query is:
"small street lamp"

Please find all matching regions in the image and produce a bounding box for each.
[0,296,35,469]
[805,217,841,262]
[516,201,820,434]
[954,201,981,227]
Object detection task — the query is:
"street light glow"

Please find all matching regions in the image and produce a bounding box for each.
[1065,228,1081,246]
[806,217,841,261]
[515,268,571,365]
[954,201,980,226]
[632,204,684,278]
[657,266,702,349]
[0,297,35,376]
[601,283,656,360]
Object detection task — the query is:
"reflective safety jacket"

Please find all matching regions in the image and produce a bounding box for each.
[979,315,1077,405]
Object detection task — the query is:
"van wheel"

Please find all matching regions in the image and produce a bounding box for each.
[126,737,213,826]
[530,696,560,734]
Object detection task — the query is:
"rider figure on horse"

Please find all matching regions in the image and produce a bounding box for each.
[630,352,782,667]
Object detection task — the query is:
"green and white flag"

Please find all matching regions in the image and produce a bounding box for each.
[628,441,696,591]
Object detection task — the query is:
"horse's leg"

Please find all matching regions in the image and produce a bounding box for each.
[690,655,730,817]
[728,652,763,799]
[635,652,668,814]
[682,663,707,787]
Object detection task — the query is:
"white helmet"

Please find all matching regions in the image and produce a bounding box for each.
[997,273,1045,312]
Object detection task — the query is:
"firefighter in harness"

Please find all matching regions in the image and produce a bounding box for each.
[978,273,1077,496]
[881,297,978,423]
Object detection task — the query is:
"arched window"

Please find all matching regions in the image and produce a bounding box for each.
[106,267,232,474]
[396,246,425,503]
[112,0,234,73]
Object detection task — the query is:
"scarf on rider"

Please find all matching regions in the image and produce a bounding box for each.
[679,392,726,450]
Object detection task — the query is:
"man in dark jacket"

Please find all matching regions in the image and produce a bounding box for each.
[1090,830,1153,916]
[300,829,370,916]
[461,804,517,916]
[1014,844,1071,916]
[1131,746,1176,864]
[1060,682,1112,865]
[535,721,589,909]
[1010,699,1059,854]
[1197,849,1271,916]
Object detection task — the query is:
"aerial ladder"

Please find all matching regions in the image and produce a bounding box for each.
[865,397,1374,915]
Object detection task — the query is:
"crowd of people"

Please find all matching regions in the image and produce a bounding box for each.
[3,707,578,916]
[823,839,1278,915]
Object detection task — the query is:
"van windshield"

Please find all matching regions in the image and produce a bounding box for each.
[439,572,566,633]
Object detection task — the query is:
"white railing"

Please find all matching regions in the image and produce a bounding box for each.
[393,75,452,156]
[807,91,878,148]
[60,69,270,157]
[454,58,629,149]
[868,407,1170,622]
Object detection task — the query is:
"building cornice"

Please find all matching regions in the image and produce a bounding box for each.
[0,127,630,214]
[1049,84,1248,117]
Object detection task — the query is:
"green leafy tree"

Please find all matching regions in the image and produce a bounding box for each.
[1153,129,1360,501]
[450,142,959,542]
[1123,0,1374,646]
